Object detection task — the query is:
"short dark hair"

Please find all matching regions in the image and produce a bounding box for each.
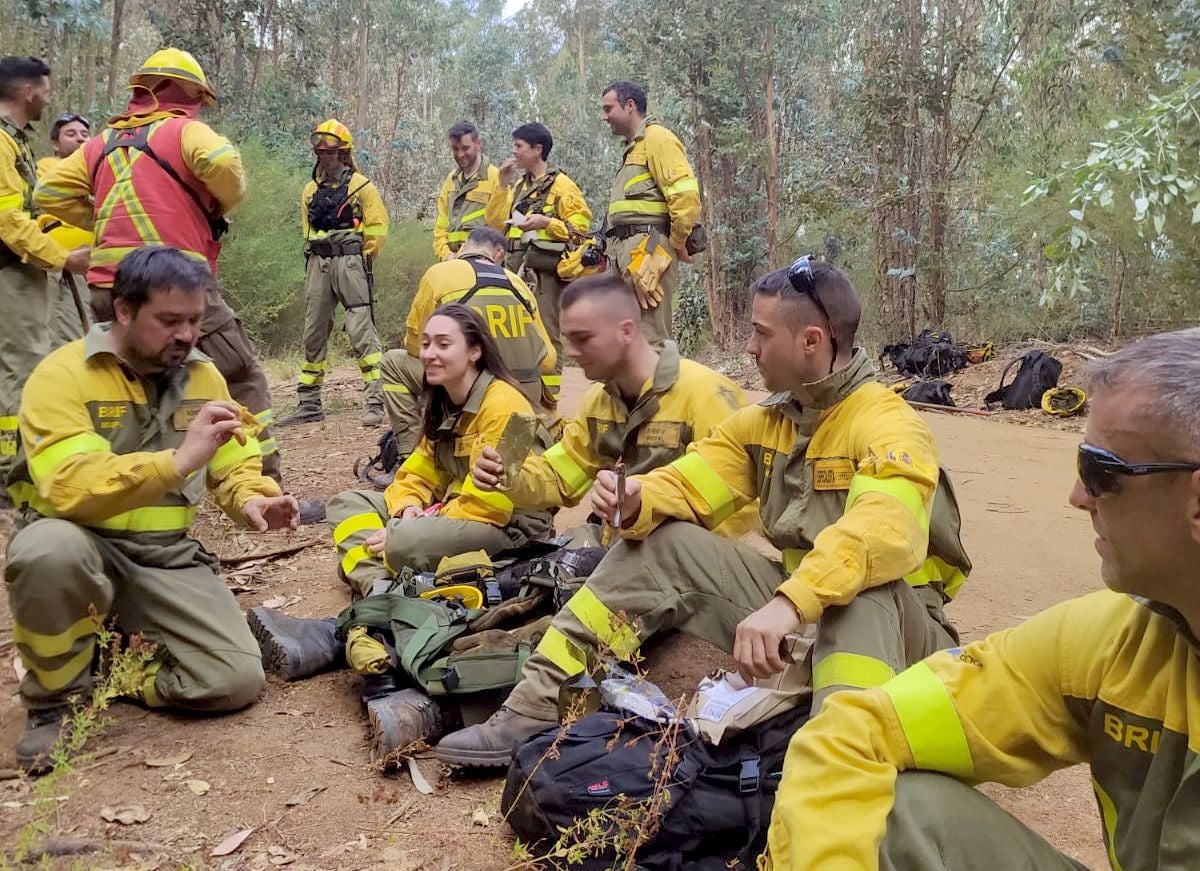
[448,120,479,141]
[465,226,506,251]
[0,56,50,100]
[602,80,647,115]
[560,273,641,321]
[113,246,213,312]
[512,122,552,160]
[50,113,89,142]
[752,261,861,344]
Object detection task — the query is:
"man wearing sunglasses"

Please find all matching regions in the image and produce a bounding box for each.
[762,328,1200,869]
[37,113,92,350]
[437,258,971,767]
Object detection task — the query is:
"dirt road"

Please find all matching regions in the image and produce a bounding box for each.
[0,365,1108,869]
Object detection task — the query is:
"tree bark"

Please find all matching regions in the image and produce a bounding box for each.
[105,0,125,106]
[763,20,780,270]
[355,0,371,130]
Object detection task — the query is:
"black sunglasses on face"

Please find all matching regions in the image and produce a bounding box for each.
[1077,443,1200,498]
[786,255,838,374]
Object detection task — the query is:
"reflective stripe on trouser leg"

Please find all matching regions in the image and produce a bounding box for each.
[327,488,391,598]
[379,349,424,455]
[811,581,956,713]
[505,521,783,720]
[0,262,51,479]
[299,255,338,395]
[5,519,113,707]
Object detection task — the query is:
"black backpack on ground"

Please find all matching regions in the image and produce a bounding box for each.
[502,702,811,870]
[881,329,968,379]
[902,380,955,407]
[984,350,1062,410]
[354,429,401,484]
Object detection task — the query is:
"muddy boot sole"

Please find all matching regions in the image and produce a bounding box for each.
[433,743,515,768]
[367,689,444,763]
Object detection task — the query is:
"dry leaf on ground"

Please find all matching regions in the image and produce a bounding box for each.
[100,803,151,825]
[210,827,255,857]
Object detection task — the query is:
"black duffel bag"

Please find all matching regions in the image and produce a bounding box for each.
[502,702,811,870]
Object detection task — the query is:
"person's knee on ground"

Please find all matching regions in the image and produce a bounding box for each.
[162,648,265,713]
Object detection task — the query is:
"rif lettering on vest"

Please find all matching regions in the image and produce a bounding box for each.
[479,303,533,339]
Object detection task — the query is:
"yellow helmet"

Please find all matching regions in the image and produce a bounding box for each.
[311,119,354,151]
[129,48,216,106]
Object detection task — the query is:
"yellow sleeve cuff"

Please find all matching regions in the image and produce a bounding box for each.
[777,574,824,624]
[155,450,187,490]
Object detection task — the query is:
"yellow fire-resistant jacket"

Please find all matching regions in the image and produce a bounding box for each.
[384,371,545,533]
[624,350,970,622]
[433,159,505,260]
[764,590,1200,870]
[34,116,245,233]
[486,166,592,254]
[504,342,755,535]
[300,169,389,259]
[9,324,280,535]
[36,156,93,251]
[608,118,701,251]
[0,117,68,270]
[404,256,557,406]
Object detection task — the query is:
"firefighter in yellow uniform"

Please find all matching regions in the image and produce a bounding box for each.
[6,247,299,774]
[487,122,591,401]
[436,262,970,768]
[433,121,505,261]
[36,112,92,348]
[280,120,388,428]
[33,49,298,507]
[456,274,751,536]
[764,329,1200,871]
[600,80,701,345]
[0,56,90,487]
[328,307,553,599]
[379,227,556,468]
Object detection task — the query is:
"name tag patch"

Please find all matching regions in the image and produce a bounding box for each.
[172,401,206,431]
[637,421,682,449]
[813,458,855,490]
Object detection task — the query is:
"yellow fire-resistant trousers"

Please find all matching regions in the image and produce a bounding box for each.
[504,521,957,720]
[5,518,264,713]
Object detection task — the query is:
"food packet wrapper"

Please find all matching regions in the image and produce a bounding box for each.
[495,413,539,490]
[685,628,816,745]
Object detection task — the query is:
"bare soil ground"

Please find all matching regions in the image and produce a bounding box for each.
[0,356,1109,869]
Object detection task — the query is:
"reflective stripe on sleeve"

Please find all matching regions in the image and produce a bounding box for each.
[461,477,514,514]
[543,442,590,500]
[663,177,699,197]
[670,452,736,526]
[399,451,450,489]
[209,435,263,477]
[846,473,930,531]
[28,431,111,483]
[882,661,974,779]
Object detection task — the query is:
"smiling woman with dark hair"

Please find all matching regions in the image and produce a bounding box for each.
[326,303,553,601]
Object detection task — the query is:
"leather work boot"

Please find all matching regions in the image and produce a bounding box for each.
[360,403,386,428]
[371,469,396,491]
[16,706,72,776]
[434,706,556,768]
[367,689,444,762]
[297,499,327,525]
[278,399,325,427]
[247,608,342,681]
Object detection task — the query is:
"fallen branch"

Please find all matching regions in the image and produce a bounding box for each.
[19,837,172,858]
[218,539,323,566]
[906,400,993,417]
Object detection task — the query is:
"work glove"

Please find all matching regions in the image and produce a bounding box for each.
[624,232,672,310]
[345,625,391,675]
